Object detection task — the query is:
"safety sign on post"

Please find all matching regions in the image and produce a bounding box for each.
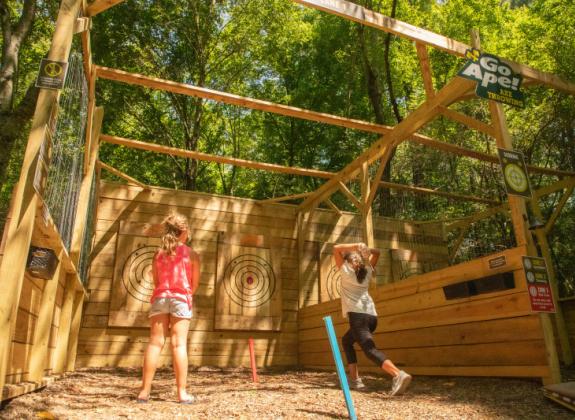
[523,256,555,313]
[497,148,532,198]
[36,59,69,90]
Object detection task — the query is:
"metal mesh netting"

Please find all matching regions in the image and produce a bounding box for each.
[43,51,88,250]
[77,175,96,283]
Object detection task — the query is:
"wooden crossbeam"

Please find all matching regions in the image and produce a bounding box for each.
[86,0,124,17]
[101,134,334,179]
[293,0,575,95]
[337,181,362,210]
[324,199,342,216]
[544,185,574,234]
[379,181,499,205]
[96,68,571,178]
[260,192,313,204]
[408,135,575,177]
[97,160,148,189]
[299,76,477,210]
[438,106,496,138]
[96,66,387,134]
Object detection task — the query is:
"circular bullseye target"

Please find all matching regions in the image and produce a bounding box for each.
[222,254,276,307]
[504,163,529,192]
[121,246,157,302]
[326,264,341,300]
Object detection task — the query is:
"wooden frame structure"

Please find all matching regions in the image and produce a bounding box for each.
[1,0,575,399]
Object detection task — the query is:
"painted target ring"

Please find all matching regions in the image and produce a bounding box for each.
[326,264,341,300]
[222,254,276,307]
[504,163,528,192]
[121,246,157,302]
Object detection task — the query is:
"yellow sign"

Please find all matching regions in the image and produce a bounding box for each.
[36,59,68,89]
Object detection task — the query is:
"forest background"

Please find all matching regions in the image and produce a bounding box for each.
[0,0,574,293]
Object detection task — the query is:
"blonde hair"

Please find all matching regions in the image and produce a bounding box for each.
[160,212,189,256]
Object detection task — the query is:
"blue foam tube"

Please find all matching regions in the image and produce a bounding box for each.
[323,315,357,420]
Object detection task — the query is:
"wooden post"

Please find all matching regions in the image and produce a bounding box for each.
[0,0,83,392]
[360,162,374,248]
[531,200,573,365]
[52,274,77,374]
[473,29,561,384]
[65,290,85,372]
[25,250,65,383]
[70,107,104,264]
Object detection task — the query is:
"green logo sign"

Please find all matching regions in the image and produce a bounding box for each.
[458,48,524,108]
[497,148,532,198]
[36,59,68,90]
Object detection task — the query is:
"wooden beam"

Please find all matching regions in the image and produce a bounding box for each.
[543,185,574,234]
[82,68,97,175]
[360,162,374,248]
[96,66,388,135]
[86,0,124,17]
[338,181,362,210]
[65,291,85,372]
[439,106,496,138]
[416,42,435,98]
[73,17,91,34]
[531,200,573,365]
[533,176,575,198]
[407,135,574,178]
[444,204,509,232]
[379,181,499,205]
[26,250,65,383]
[324,199,342,216]
[101,134,334,179]
[97,160,149,189]
[292,0,575,95]
[366,156,387,208]
[97,68,572,178]
[52,274,76,374]
[260,192,313,204]
[72,107,104,264]
[299,76,476,211]
[0,0,82,393]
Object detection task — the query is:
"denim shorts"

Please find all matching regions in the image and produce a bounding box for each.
[149,297,192,319]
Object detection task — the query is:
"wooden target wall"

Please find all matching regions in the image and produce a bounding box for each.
[77,182,299,369]
[109,231,160,327]
[215,233,282,331]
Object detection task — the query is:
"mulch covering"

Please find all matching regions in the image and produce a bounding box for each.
[1,367,574,419]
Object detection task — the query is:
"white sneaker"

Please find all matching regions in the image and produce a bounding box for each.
[390,370,412,396]
[349,377,366,390]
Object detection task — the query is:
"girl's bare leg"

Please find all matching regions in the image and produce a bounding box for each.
[170,317,191,402]
[138,314,169,400]
[381,359,401,377]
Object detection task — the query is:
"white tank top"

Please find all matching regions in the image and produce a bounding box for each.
[340,262,377,318]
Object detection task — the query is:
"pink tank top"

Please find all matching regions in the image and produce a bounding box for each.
[151,244,193,307]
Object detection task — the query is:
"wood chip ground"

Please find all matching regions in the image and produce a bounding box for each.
[1,367,573,419]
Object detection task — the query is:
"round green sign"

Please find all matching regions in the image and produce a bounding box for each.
[504,163,528,192]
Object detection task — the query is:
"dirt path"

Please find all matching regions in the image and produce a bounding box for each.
[1,368,572,419]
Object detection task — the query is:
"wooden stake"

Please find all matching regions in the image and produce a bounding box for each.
[65,291,85,372]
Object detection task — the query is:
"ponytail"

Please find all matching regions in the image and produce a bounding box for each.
[160,212,189,256]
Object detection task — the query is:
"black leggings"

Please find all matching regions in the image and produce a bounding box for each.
[341,312,387,366]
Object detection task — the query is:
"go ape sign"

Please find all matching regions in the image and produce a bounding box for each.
[458,48,525,108]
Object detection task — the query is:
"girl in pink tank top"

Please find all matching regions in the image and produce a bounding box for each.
[137,212,200,405]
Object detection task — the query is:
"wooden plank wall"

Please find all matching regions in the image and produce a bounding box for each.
[559,298,575,361]
[299,246,552,381]
[77,182,301,368]
[6,272,67,384]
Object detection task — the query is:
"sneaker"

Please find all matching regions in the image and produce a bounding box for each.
[349,377,366,390]
[390,370,412,396]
